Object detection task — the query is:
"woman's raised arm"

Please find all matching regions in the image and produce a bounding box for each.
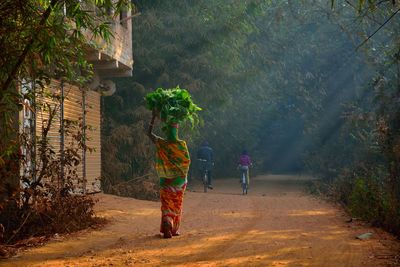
[147,114,157,143]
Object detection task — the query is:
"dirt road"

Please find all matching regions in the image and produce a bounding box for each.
[2,175,399,266]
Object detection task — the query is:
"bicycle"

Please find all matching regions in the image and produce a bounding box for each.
[239,165,249,195]
[198,159,209,193]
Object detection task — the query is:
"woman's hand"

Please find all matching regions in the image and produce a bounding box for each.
[152,109,160,119]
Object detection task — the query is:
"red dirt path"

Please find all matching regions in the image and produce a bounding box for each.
[2,175,399,266]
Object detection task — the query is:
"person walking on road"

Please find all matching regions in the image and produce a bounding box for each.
[147,111,190,238]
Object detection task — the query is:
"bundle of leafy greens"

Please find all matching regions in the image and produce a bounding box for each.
[145,86,201,129]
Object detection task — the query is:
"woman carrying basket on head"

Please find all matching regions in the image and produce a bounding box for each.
[146,87,201,238]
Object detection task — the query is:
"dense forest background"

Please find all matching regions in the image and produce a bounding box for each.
[102,1,400,234]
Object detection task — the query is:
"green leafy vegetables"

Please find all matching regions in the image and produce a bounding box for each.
[145,86,201,129]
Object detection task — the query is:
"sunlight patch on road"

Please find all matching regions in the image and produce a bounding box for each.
[288,209,334,217]
[98,208,158,218]
[184,256,299,267]
[220,211,257,218]
[252,174,317,181]
[240,229,305,242]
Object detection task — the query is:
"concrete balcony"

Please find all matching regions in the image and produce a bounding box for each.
[84,6,134,79]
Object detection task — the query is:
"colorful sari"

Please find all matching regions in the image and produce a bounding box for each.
[155,137,190,236]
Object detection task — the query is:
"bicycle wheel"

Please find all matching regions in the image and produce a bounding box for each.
[203,172,208,193]
[241,172,246,195]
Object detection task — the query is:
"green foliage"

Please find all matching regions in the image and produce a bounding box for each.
[0,0,131,171]
[349,177,386,222]
[145,86,201,128]
[331,0,399,12]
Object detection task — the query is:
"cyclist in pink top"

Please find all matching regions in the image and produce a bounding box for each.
[239,150,251,167]
[238,150,252,193]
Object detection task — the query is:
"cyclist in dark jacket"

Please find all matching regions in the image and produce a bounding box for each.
[197,141,214,189]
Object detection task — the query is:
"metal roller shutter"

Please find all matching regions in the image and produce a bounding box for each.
[85,90,101,193]
[63,84,84,192]
[35,80,62,186]
[34,80,101,194]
